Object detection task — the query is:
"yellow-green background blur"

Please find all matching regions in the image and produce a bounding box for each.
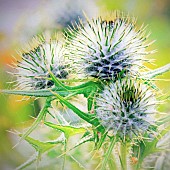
[0,0,170,169]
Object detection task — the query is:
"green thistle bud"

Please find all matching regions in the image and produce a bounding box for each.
[95,78,157,140]
[13,36,68,90]
[66,12,154,80]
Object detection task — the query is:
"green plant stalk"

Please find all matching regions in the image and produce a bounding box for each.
[49,68,102,92]
[1,88,55,97]
[97,131,108,149]
[1,82,96,97]
[87,90,96,112]
[2,77,102,99]
[59,78,97,83]
[20,97,52,141]
[52,91,105,133]
[108,152,118,170]
[101,136,117,170]
[121,142,127,170]
[52,92,92,122]
[62,139,67,170]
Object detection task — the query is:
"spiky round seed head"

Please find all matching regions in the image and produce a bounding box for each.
[66,12,154,80]
[14,36,68,90]
[95,78,157,140]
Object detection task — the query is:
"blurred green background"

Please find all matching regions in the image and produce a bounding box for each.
[0,0,170,169]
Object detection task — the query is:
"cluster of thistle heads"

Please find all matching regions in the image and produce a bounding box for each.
[12,11,157,141]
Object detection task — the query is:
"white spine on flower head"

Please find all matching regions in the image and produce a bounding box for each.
[13,36,69,90]
[95,78,157,140]
[66,11,155,80]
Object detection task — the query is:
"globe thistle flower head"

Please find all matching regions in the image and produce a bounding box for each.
[13,36,69,90]
[66,11,154,80]
[95,78,157,141]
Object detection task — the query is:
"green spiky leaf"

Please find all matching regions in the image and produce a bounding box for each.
[16,134,64,170]
[22,135,64,153]
[45,122,88,138]
[133,124,170,170]
[1,87,70,97]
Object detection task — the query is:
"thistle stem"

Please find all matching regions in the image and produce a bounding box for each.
[49,67,101,92]
[135,160,142,170]
[62,139,67,170]
[60,78,97,83]
[52,91,105,133]
[20,97,52,141]
[108,152,118,170]
[120,142,127,170]
[101,136,117,170]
